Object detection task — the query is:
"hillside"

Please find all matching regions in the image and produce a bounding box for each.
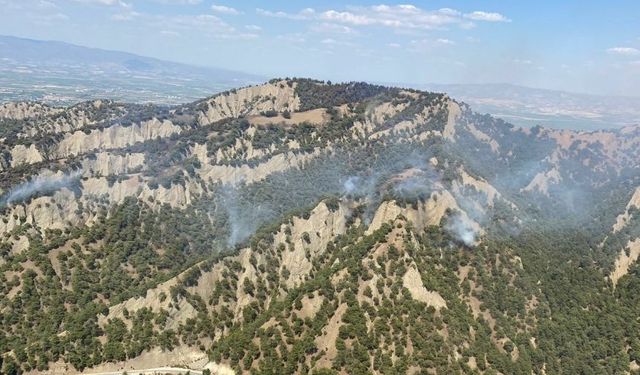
[1,79,640,374]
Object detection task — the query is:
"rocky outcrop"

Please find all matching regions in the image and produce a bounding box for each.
[198,81,300,126]
[55,118,181,158]
[367,190,467,234]
[613,187,640,232]
[0,189,81,234]
[10,144,44,167]
[523,168,562,195]
[610,239,640,286]
[99,200,351,330]
[402,266,447,309]
[0,102,61,120]
[81,152,145,176]
[274,201,349,288]
[466,122,500,152]
[200,149,321,185]
[443,99,462,140]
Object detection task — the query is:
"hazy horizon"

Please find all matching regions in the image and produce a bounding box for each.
[1,1,639,97]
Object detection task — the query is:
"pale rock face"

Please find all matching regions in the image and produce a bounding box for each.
[1,173,201,237]
[99,276,197,331]
[191,143,210,165]
[24,190,80,231]
[367,190,469,234]
[55,118,181,158]
[274,201,349,288]
[466,122,500,152]
[201,149,321,185]
[140,180,202,208]
[296,292,324,319]
[81,152,145,176]
[368,101,408,125]
[287,139,301,150]
[443,99,461,140]
[198,81,301,126]
[80,175,201,209]
[610,239,640,286]
[10,144,44,167]
[10,236,30,256]
[1,101,120,140]
[0,102,61,120]
[215,133,268,162]
[456,168,502,205]
[81,176,142,203]
[613,186,640,232]
[545,127,640,170]
[99,200,351,333]
[314,303,347,367]
[402,266,447,309]
[368,101,437,140]
[0,189,81,234]
[248,108,328,126]
[523,167,562,195]
[0,205,26,234]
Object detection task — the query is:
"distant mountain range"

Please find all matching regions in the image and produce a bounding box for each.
[0,35,263,105]
[1,35,638,131]
[415,82,640,130]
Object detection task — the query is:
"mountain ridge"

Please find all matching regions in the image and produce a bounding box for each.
[1,79,640,374]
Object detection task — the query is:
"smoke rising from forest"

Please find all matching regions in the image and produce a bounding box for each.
[1,169,83,207]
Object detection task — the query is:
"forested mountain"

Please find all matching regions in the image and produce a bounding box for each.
[1,79,640,374]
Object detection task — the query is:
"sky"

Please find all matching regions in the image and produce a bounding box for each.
[0,0,639,97]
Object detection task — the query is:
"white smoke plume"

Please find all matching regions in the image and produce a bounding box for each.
[220,184,274,247]
[445,213,478,246]
[2,169,83,207]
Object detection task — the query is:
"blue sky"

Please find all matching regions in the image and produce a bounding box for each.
[1,0,639,96]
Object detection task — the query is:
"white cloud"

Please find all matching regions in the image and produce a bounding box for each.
[256,8,315,20]
[387,42,401,48]
[277,34,306,43]
[245,24,262,31]
[320,10,376,26]
[407,38,459,52]
[152,0,202,4]
[111,10,140,21]
[320,38,353,47]
[37,0,56,8]
[114,12,257,39]
[72,0,128,6]
[160,30,180,36]
[607,47,640,56]
[310,23,356,35]
[464,11,511,22]
[211,4,240,15]
[257,4,511,30]
[436,38,455,45]
[28,11,69,24]
[512,58,533,65]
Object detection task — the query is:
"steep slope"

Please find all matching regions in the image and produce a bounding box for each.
[1,79,640,374]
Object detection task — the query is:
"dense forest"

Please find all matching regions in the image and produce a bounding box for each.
[1,79,639,374]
